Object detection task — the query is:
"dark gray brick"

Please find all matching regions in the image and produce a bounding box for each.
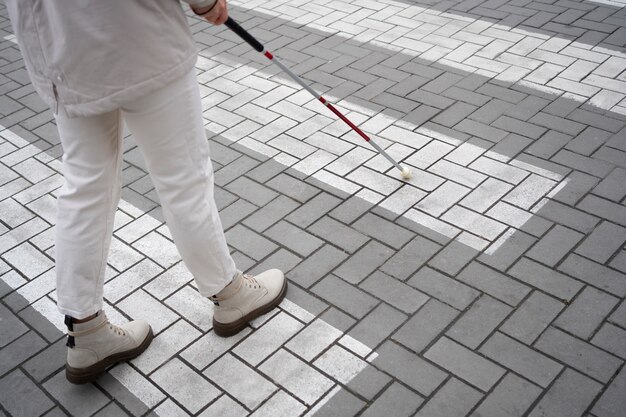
[535,327,622,383]
[247,158,287,183]
[470,373,542,417]
[526,225,584,267]
[592,167,626,202]
[312,275,378,319]
[380,236,440,281]
[610,300,626,328]
[18,305,64,343]
[243,195,300,232]
[0,330,46,375]
[576,221,626,264]
[500,291,564,344]
[266,173,319,203]
[318,307,356,334]
[43,407,69,417]
[373,341,447,396]
[592,323,626,360]
[558,254,626,297]
[360,383,423,417]
[225,224,278,260]
[0,369,54,417]
[218,198,257,230]
[214,155,260,186]
[592,365,626,417]
[428,237,482,276]
[480,332,562,387]
[0,303,27,348]
[329,193,375,224]
[447,295,511,349]
[555,286,619,339]
[23,338,65,382]
[425,337,505,391]
[347,303,407,350]
[43,371,111,417]
[312,387,364,417]
[528,369,603,417]
[286,192,342,228]
[509,258,584,301]
[360,271,429,314]
[352,213,414,250]
[334,241,394,284]
[478,229,537,272]
[345,363,392,401]
[578,195,626,227]
[265,220,324,257]
[393,298,459,354]
[93,402,130,417]
[224,176,278,206]
[536,200,599,234]
[414,378,483,417]
[251,248,302,277]
[289,244,348,288]
[550,171,598,206]
[307,216,369,253]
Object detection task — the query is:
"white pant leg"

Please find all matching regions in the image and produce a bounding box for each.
[121,70,236,297]
[55,109,123,319]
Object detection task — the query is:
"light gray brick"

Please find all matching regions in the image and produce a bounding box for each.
[334,240,394,285]
[480,332,562,387]
[592,365,626,417]
[559,254,626,297]
[501,291,565,344]
[347,166,403,196]
[528,369,603,417]
[592,323,626,360]
[429,159,488,188]
[503,174,557,210]
[405,140,454,169]
[536,327,622,383]
[250,390,306,417]
[312,275,378,319]
[442,206,507,240]
[414,378,482,417]
[469,156,529,184]
[470,373,542,417]
[527,225,584,266]
[360,271,429,314]
[416,180,470,217]
[373,341,447,396]
[460,178,512,213]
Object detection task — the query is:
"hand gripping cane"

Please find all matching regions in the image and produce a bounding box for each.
[224,17,412,180]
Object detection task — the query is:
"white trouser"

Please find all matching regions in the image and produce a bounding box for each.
[54,70,237,319]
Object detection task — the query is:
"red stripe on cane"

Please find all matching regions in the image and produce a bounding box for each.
[325,102,371,142]
[264,51,274,60]
[319,97,326,104]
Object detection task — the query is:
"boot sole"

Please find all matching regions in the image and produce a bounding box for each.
[213,278,288,337]
[66,327,154,385]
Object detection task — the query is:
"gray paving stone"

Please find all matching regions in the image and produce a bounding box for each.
[96,373,150,417]
[206,354,276,411]
[334,240,394,285]
[0,330,46,376]
[428,234,486,276]
[310,387,365,417]
[501,291,565,344]
[555,286,619,340]
[458,262,530,306]
[528,369,603,417]
[550,171,599,206]
[592,323,626,360]
[266,220,325,257]
[526,225,584,266]
[266,173,319,203]
[592,167,626,202]
[312,275,379,319]
[480,332,562,387]
[198,395,247,417]
[288,244,348,288]
[224,176,279,206]
[93,402,130,417]
[353,213,414,250]
[578,195,626,228]
[43,371,109,417]
[592,365,626,417]
[360,382,423,417]
[307,216,369,254]
[478,228,537,272]
[225,224,278,261]
[249,390,306,417]
[285,192,341,228]
[360,271,429,314]
[242,195,299,232]
[576,221,626,265]
[373,341,447,396]
[0,303,27,348]
[23,338,65,382]
[0,369,54,417]
[380,236,440,281]
[470,373,542,417]
[509,257,584,301]
[414,378,483,417]
[219,197,258,232]
[535,327,623,383]
[347,302,406,350]
[416,180,470,217]
[447,295,512,349]
[559,254,626,297]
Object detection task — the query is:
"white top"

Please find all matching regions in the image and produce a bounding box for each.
[6,0,215,117]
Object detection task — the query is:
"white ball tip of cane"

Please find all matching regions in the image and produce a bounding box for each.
[400,167,412,180]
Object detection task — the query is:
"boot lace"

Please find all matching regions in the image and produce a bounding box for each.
[109,322,127,337]
[243,273,260,289]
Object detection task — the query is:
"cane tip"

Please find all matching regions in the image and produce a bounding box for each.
[400,167,412,180]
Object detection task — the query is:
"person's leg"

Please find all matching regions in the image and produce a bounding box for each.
[55,109,152,384]
[121,71,236,296]
[121,70,286,336]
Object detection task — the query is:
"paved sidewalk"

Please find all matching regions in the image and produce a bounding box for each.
[1,0,626,416]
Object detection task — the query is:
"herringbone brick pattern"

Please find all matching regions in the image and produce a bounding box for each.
[1,0,625,416]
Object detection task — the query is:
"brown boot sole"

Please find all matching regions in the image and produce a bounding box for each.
[66,327,154,385]
[213,278,288,337]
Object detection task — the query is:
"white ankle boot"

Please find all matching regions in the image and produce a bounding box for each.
[210,269,287,336]
[65,311,153,384]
